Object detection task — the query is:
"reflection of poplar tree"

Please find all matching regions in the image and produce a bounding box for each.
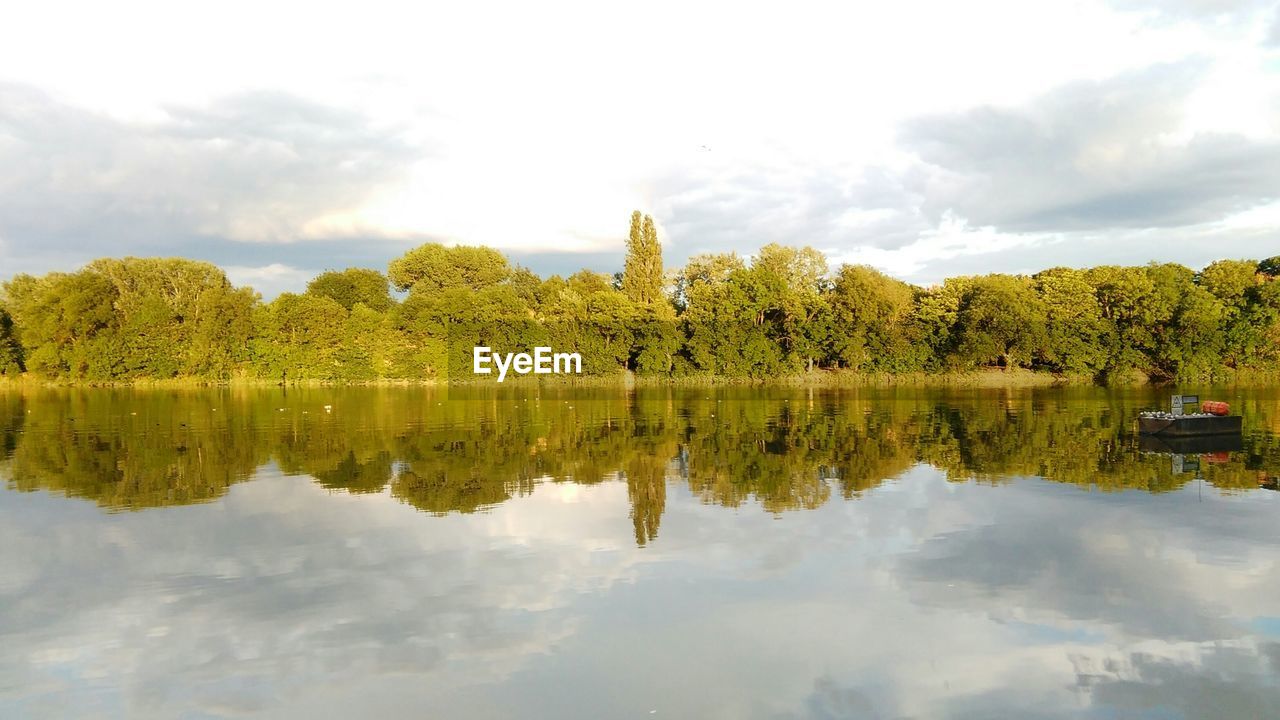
[626,455,667,547]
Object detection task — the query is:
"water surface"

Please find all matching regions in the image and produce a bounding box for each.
[2,386,1279,719]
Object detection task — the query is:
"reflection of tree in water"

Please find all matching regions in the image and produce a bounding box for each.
[3,390,265,509]
[622,396,676,546]
[3,387,1280,543]
[392,467,532,515]
[825,408,921,498]
[625,455,667,547]
[681,399,833,512]
[312,450,394,494]
[0,392,24,461]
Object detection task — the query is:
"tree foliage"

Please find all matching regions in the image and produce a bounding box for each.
[621,211,665,306]
[2,258,254,380]
[0,306,23,375]
[2,224,1277,383]
[387,243,510,293]
[307,268,394,312]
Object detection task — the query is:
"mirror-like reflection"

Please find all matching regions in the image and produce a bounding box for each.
[3,386,1279,523]
[1,386,1279,718]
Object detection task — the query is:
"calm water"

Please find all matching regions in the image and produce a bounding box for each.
[2,386,1280,719]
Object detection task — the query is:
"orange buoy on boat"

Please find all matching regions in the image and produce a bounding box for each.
[1139,394,1242,436]
[1201,401,1230,416]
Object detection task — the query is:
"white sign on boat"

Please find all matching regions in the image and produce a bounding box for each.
[1170,395,1199,416]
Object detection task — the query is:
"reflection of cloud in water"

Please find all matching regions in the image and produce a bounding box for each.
[788,677,884,720]
[741,476,1280,720]
[897,480,1280,643]
[4,459,1280,718]
[1072,640,1280,719]
[0,471,646,718]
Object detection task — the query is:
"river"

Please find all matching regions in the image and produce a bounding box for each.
[1,386,1278,718]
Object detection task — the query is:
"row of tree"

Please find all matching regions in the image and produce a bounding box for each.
[4,387,1279,545]
[2,212,1278,382]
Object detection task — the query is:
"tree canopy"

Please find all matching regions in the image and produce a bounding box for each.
[2,216,1278,383]
[306,268,394,312]
[387,243,511,293]
[622,211,665,306]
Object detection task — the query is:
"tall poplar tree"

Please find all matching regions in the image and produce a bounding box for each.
[622,210,664,305]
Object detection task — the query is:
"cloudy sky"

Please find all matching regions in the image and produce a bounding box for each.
[1,0,1279,297]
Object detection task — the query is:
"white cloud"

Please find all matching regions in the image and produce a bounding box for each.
[826,199,1280,285]
[223,263,313,296]
[0,0,1278,290]
[825,213,1051,281]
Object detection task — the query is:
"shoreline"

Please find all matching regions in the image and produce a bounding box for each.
[3,367,1279,390]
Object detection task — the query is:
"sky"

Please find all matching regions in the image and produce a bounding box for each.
[1,0,1278,298]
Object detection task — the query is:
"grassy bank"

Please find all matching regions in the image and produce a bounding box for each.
[5,366,1280,390]
[0,368,1086,389]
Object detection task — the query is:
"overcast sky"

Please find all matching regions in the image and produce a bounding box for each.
[1,0,1278,297]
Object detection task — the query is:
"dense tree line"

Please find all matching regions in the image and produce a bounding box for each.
[3,387,1279,546]
[1,213,1278,383]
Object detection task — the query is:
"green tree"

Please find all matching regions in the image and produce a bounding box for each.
[253,293,348,381]
[953,275,1045,370]
[622,211,665,306]
[675,253,745,311]
[307,268,394,312]
[748,245,829,372]
[388,243,511,293]
[1087,265,1161,378]
[1198,260,1258,306]
[1198,260,1263,369]
[2,271,119,378]
[752,244,829,296]
[828,265,917,371]
[5,241,1280,385]
[0,306,23,375]
[1034,267,1109,375]
[910,279,970,371]
[540,270,636,373]
[74,258,256,379]
[1147,262,1223,379]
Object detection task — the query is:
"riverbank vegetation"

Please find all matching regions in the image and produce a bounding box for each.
[1,211,1278,384]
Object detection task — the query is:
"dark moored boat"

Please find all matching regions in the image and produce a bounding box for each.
[1138,394,1243,438]
[1137,413,1242,437]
